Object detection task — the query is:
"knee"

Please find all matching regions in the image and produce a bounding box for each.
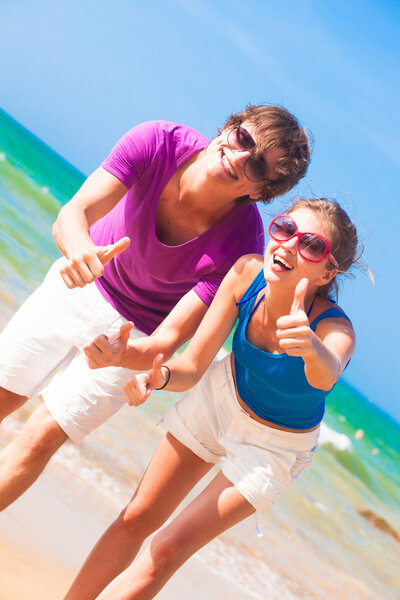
[0,387,27,422]
[114,499,163,539]
[149,530,188,574]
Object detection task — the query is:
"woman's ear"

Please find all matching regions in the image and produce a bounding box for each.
[315,268,337,287]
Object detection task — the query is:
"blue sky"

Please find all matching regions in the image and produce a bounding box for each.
[0,0,399,420]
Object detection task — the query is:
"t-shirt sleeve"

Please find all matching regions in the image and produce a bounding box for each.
[192,272,226,306]
[193,207,265,306]
[101,121,160,188]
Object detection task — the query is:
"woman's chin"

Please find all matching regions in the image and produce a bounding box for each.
[264,264,291,284]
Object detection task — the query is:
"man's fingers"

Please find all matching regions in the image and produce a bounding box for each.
[99,237,131,265]
[60,271,76,289]
[70,259,97,284]
[60,264,87,288]
[290,278,309,315]
[109,321,134,344]
[85,335,110,352]
[83,346,104,369]
[120,321,134,337]
[84,253,105,279]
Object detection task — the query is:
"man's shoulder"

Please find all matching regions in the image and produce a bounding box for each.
[155,121,210,148]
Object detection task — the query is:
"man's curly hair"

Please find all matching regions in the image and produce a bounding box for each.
[220,104,312,204]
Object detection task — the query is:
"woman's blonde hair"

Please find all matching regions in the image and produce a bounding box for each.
[286,198,369,300]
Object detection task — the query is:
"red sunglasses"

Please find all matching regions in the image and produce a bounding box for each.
[268,214,338,268]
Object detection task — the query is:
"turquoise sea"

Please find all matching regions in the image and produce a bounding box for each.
[0,109,399,599]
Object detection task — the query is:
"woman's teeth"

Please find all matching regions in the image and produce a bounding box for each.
[274,256,293,270]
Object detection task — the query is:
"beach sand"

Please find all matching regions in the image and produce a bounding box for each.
[0,443,256,600]
[0,539,72,600]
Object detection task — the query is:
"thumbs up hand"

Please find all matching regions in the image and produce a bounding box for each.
[276,278,314,357]
[60,237,131,289]
[84,321,134,369]
[124,353,168,406]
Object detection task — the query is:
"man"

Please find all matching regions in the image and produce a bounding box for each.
[0,104,310,509]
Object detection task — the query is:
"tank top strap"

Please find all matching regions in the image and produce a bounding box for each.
[310,307,352,331]
[235,269,266,307]
[250,294,265,318]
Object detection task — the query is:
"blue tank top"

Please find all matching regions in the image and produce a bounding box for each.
[232,269,352,430]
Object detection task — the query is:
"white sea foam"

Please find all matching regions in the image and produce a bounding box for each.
[197,537,300,600]
[318,422,352,451]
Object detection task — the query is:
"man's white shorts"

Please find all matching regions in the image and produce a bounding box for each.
[162,354,320,511]
[0,258,147,444]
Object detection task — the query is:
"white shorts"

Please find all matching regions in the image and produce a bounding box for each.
[162,354,319,511]
[0,258,147,444]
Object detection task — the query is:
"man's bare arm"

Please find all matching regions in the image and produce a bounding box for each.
[53,167,130,288]
[84,290,209,371]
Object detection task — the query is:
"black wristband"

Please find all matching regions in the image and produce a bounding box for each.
[155,365,171,390]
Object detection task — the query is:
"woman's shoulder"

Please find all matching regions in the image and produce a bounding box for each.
[310,296,353,330]
[232,254,263,278]
[230,254,264,302]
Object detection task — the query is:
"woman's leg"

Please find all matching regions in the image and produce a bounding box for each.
[64,433,213,600]
[96,470,255,600]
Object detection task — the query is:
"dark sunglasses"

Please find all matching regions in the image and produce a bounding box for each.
[268,214,338,268]
[226,125,270,183]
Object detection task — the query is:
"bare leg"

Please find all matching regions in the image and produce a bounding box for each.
[0,385,28,422]
[64,433,214,600]
[96,470,255,600]
[0,401,68,510]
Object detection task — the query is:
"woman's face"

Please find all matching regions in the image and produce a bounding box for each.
[205,121,284,200]
[263,207,335,291]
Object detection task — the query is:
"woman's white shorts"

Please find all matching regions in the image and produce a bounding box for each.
[162,354,320,511]
[0,258,147,444]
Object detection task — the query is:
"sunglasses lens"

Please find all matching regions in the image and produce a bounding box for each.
[270,216,296,240]
[299,234,327,260]
[235,126,255,151]
[244,156,267,182]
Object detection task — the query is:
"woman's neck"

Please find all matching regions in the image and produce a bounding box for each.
[263,282,316,323]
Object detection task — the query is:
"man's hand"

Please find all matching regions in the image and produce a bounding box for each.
[124,354,168,406]
[60,237,130,289]
[84,322,134,369]
[276,278,314,357]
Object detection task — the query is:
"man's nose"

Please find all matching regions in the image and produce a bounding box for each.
[232,148,253,166]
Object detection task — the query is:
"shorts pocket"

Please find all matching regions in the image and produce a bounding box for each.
[290,444,317,481]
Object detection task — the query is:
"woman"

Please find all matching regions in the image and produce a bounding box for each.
[64,198,358,600]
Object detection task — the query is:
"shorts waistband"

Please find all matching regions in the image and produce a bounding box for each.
[225,354,320,441]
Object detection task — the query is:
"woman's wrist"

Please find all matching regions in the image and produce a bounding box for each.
[155,365,171,390]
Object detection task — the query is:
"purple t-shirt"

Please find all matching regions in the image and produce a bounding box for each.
[91,121,264,335]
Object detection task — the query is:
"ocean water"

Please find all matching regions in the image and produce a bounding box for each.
[1,109,399,600]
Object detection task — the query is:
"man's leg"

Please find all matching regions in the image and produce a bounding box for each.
[0,402,68,510]
[0,386,28,422]
[64,433,214,600]
[96,470,255,600]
